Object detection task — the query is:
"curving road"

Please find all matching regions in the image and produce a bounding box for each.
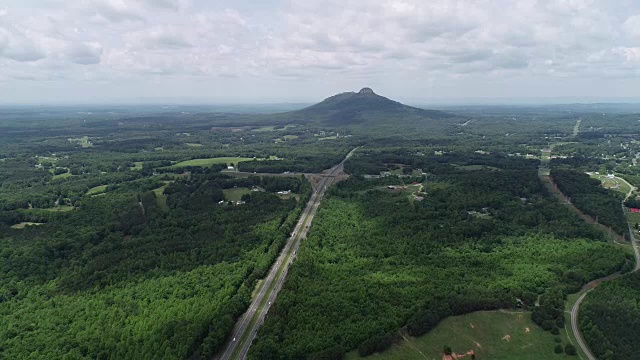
[570,175,639,360]
[215,147,357,360]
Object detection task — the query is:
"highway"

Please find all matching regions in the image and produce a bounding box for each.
[569,175,639,360]
[215,147,357,360]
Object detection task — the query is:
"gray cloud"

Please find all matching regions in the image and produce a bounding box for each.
[66,42,103,65]
[144,31,192,49]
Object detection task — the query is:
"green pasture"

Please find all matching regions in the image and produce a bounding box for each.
[346,311,574,360]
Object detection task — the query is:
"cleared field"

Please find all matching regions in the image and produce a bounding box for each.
[185,143,203,147]
[152,184,170,210]
[345,311,574,360]
[130,162,144,170]
[170,157,255,168]
[223,187,251,202]
[457,164,501,171]
[589,174,632,195]
[252,124,296,132]
[87,185,108,195]
[37,156,58,165]
[276,192,299,202]
[10,222,44,229]
[52,172,72,180]
[39,206,74,212]
[319,135,338,140]
[283,135,299,140]
[627,212,640,224]
[68,136,92,147]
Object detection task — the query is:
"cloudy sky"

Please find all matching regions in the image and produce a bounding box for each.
[1,0,640,104]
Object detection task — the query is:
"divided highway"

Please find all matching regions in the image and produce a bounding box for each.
[216,148,357,360]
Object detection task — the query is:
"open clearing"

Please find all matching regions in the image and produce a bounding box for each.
[68,136,92,147]
[52,172,72,180]
[627,211,640,224]
[152,184,170,210]
[10,222,44,229]
[38,205,74,212]
[252,124,296,132]
[130,162,144,170]
[223,187,251,202]
[454,164,501,171]
[589,173,632,195]
[87,185,108,195]
[170,157,255,168]
[345,311,574,360]
[185,143,203,147]
[319,135,338,140]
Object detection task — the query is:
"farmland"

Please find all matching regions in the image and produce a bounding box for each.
[170,157,256,168]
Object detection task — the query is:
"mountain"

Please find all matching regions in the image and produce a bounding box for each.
[290,87,455,125]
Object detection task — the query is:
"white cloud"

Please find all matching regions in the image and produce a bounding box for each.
[623,15,640,40]
[1,0,640,102]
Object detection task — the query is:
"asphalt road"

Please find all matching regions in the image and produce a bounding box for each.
[570,176,639,360]
[215,148,357,360]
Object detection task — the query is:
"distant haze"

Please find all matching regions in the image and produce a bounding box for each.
[1,0,640,104]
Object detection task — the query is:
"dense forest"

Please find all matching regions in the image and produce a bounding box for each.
[579,272,640,359]
[2,104,640,359]
[0,172,309,359]
[249,154,627,359]
[549,169,628,237]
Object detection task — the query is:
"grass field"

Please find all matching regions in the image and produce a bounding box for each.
[345,311,575,360]
[283,135,299,140]
[130,162,144,170]
[38,205,74,212]
[52,172,72,180]
[252,125,295,132]
[170,157,255,168]
[87,185,108,195]
[152,182,172,210]
[626,211,640,238]
[276,193,300,202]
[10,222,44,229]
[223,187,251,202]
[319,135,338,141]
[589,174,632,195]
[68,136,92,147]
[185,143,203,147]
[457,164,501,171]
[626,211,640,224]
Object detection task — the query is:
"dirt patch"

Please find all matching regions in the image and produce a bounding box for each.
[305,174,323,190]
[502,334,511,342]
[525,327,530,333]
[442,350,475,360]
[469,323,475,329]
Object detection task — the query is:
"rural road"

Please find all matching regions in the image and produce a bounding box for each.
[215,147,357,360]
[569,175,638,360]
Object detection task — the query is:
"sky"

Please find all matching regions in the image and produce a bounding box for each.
[1,0,640,104]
